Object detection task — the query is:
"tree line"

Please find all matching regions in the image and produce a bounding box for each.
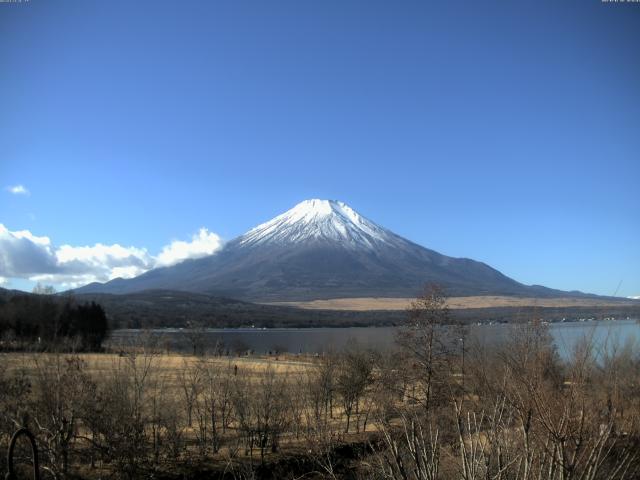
[0,286,109,351]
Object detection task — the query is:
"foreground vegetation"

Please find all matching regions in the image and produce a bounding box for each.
[1,287,639,479]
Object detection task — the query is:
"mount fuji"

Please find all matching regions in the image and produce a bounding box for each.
[74,199,576,301]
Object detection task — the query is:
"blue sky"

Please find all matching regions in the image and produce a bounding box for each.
[1,0,639,296]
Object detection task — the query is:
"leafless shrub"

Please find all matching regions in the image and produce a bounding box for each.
[231,364,291,464]
[335,345,374,434]
[84,349,157,479]
[396,284,452,412]
[29,354,95,476]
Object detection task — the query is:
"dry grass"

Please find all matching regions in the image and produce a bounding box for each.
[266,295,635,311]
[0,351,315,380]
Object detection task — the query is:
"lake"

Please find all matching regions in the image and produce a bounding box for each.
[108,318,640,359]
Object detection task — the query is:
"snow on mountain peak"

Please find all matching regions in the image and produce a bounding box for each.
[285,199,361,223]
[238,199,396,249]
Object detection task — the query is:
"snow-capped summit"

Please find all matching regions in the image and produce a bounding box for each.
[76,198,566,302]
[239,199,394,249]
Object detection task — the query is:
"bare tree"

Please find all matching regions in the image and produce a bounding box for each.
[335,346,373,433]
[396,284,450,413]
[196,358,235,453]
[178,358,201,428]
[85,347,158,479]
[183,320,207,356]
[29,354,95,476]
[232,365,291,464]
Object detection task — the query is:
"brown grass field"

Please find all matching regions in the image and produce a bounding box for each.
[267,295,636,311]
[0,351,376,468]
[2,335,639,479]
[0,351,315,379]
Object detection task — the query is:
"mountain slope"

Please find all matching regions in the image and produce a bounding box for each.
[74,199,585,301]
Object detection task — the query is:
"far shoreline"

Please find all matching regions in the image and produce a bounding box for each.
[265,295,640,311]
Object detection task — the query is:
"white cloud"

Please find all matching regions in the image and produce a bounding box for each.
[111,265,149,279]
[0,276,8,286]
[628,295,640,300]
[156,228,223,267]
[54,243,155,287]
[0,224,224,289]
[6,184,30,195]
[0,224,58,276]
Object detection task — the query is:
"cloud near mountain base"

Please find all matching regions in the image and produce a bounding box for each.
[156,228,223,267]
[0,224,223,289]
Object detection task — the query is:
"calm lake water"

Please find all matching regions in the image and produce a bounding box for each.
[108,319,640,359]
